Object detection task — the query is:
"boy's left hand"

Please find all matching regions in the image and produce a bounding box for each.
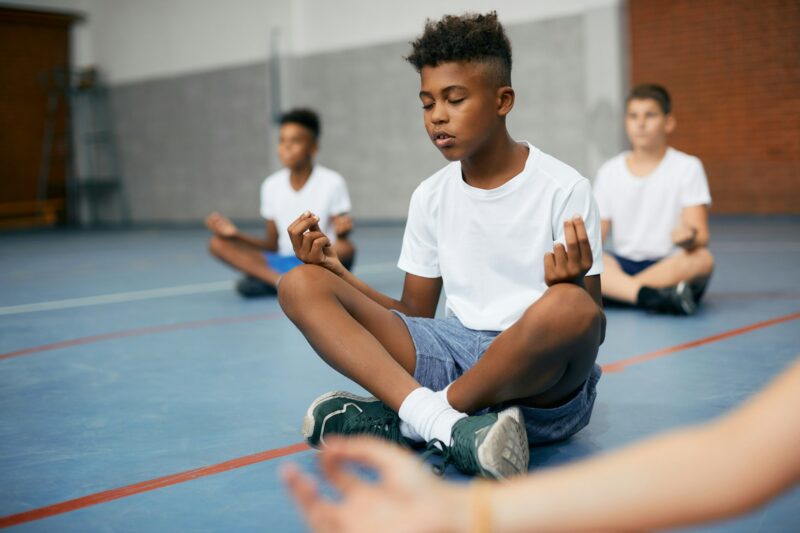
[205,211,237,238]
[544,215,594,286]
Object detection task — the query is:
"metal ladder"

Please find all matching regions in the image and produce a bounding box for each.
[68,68,130,226]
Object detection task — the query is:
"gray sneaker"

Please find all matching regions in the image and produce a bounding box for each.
[426,406,529,479]
[302,391,405,448]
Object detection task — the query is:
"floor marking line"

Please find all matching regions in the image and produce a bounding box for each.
[601,311,800,373]
[0,281,234,316]
[0,312,284,361]
[0,442,310,528]
[2,311,798,525]
[0,263,398,317]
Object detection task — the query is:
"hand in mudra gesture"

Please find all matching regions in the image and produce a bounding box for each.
[287,211,345,275]
[544,215,594,286]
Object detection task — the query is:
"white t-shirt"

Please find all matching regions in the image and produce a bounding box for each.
[398,142,603,332]
[260,165,352,256]
[593,147,711,261]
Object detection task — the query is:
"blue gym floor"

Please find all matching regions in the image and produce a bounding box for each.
[1,217,798,532]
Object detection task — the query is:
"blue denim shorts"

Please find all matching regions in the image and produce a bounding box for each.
[392,312,601,445]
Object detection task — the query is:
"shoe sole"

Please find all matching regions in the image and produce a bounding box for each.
[301,391,379,448]
[476,407,529,479]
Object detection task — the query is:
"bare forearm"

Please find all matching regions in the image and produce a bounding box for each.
[337,270,424,316]
[679,227,709,250]
[582,275,603,310]
[489,426,745,531]
[485,361,800,532]
[679,206,710,250]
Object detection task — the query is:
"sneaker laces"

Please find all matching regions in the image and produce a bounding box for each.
[421,437,480,476]
[341,410,402,442]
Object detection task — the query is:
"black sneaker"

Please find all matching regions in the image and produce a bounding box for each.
[235,276,277,298]
[689,278,710,303]
[302,391,405,448]
[425,406,529,479]
[659,281,697,315]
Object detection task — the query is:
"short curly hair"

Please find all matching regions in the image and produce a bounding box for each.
[405,12,512,87]
[279,108,320,139]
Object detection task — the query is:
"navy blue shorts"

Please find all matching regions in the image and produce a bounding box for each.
[263,252,303,274]
[613,254,662,276]
[391,312,601,445]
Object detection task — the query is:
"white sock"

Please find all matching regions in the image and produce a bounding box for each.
[434,383,453,408]
[398,386,466,446]
[399,420,423,442]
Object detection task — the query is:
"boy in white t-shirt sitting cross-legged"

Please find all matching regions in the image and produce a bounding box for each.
[593,84,714,315]
[206,109,355,297]
[277,13,606,479]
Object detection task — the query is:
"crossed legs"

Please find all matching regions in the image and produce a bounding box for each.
[601,248,715,304]
[278,265,604,413]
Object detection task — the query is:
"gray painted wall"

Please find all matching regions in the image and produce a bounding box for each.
[110,8,625,223]
[112,63,275,223]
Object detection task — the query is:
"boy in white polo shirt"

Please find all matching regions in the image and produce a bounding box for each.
[277,13,606,479]
[206,109,355,297]
[594,84,714,315]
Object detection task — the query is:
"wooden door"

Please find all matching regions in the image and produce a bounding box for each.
[0,7,80,228]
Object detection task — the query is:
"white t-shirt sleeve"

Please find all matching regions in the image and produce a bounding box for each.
[259,178,275,220]
[330,173,352,215]
[397,186,440,278]
[592,164,613,221]
[553,179,604,276]
[681,157,712,207]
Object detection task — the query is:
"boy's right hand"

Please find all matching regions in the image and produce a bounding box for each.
[288,211,345,276]
[205,212,237,237]
[544,216,594,286]
[332,215,354,238]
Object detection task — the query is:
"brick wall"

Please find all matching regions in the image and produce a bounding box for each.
[628,0,800,213]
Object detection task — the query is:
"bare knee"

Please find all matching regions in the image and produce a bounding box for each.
[277,264,331,316]
[691,247,715,275]
[529,284,604,340]
[559,284,603,335]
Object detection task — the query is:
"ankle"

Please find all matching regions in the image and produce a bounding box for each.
[636,285,665,309]
[399,387,466,445]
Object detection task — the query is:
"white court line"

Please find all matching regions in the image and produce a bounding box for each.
[0,281,234,316]
[0,262,399,316]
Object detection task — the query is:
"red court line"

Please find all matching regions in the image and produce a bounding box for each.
[0,442,310,528]
[1,310,798,527]
[0,312,284,361]
[601,311,800,374]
